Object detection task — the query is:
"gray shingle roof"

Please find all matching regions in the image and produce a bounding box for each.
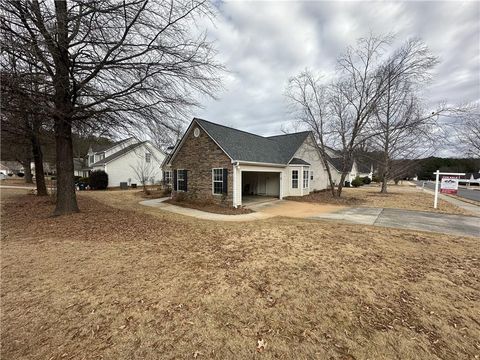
[195,118,311,164]
[356,161,371,174]
[91,142,145,166]
[289,158,310,165]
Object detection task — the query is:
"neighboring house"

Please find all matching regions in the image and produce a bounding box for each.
[74,158,86,177]
[164,118,349,207]
[459,172,480,185]
[323,147,373,184]
[0,161,23,175]
[83,138,166,188]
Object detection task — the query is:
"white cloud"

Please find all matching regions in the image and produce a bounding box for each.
[190,1,479,156]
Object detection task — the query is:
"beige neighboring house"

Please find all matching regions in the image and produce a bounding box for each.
[324,147,373,185]
[83,138,166,188]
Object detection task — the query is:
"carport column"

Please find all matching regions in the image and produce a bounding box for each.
[279,171,283,199]
[232,163,240,208]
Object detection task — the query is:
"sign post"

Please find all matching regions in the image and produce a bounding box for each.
[433,170,465,209]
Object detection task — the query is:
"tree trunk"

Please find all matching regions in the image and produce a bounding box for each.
[336,172,347,197]
[53,117,79,215]
[52,0,79,216]
[31,120,48,196]
[22,158,33,183]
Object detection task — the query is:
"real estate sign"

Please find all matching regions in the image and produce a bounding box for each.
[440,176,459,194]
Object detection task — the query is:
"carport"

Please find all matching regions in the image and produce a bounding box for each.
[241,171,281,204]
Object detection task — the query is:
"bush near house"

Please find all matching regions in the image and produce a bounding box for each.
[17,172,24,178]
[89,170,108,190]
[351,176,363,187]
[362,176,372,185]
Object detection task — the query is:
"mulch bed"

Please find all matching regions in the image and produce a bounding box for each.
[165,199,253,215]
[285,190,366,206]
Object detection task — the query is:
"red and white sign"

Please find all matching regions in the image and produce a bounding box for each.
[440,176,459,194]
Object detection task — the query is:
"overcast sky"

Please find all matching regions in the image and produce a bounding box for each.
[193,0,479,149]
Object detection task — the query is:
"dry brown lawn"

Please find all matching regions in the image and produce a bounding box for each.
[287,184,472,215]
[1,189,479,360]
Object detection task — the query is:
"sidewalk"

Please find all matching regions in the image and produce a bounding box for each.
[139,198,275,222]
[311,207,479,238]
[419,186,480,217]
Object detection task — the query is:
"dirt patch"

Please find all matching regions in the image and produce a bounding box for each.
[287,185,472,215]
[255,200,345,218]
[1,189,479,360]
[165,198,253,215]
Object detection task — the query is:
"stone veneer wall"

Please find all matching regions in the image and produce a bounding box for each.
[170,124,233,205]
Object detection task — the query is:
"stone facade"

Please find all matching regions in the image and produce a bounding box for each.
[170,124,233,205]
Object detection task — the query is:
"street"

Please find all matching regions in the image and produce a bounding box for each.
[415,181,480,202]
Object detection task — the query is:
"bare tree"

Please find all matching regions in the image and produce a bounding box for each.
[1,55,49,194]
[455,109,480,157]
[370,38,442,193]
[1,0,223,215]
[130,153,159,193]
[286,70,337,196]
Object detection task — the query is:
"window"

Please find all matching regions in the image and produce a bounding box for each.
[145,153,151,163]
[194,127,200,137]
[292,170,298,189]
[212,168,224,194]
[165,171,172,184]
[89,155,94,164]
[98,153,105,160]
[177,169,186,191]
[310,171,313,181]
[303,169,309,188]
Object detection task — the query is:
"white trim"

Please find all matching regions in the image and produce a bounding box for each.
[303,168,309,189]
[211,168,224,195]
[236,160,286,167]
[291,169,299,189]
[233,164,238,207]
[177,168,185,192]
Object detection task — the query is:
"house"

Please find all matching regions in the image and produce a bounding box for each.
[74,158,86,177]
[459,172,480,186]
[83,138,166,188]
[0,161,23,175]
[323,147,373,185]
[164,118,350,207]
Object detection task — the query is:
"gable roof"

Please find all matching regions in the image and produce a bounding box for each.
[289,158,311,165]
[91,142,146,166]
[90,138,133,154]
[356,161,372,174]
[193,118,311,165]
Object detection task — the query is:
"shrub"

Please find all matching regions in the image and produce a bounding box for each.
[74,175,82,182]
[17,172,25,178]
[372,175,381,183]
[362,176,372,185]
[351,176,363,187]
[7,173,13,177]
[89,170,108,190]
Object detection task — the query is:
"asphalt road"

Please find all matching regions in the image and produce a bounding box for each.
[415,181,480,202]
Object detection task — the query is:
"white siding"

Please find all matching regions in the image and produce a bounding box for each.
[291,135,330,191]
[104,143,165,187]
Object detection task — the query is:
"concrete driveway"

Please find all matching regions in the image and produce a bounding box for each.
[311,207,480,237]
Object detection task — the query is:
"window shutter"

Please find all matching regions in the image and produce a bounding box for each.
[222,168,228,194]
[183,170,188,192]
[173,170,177,191]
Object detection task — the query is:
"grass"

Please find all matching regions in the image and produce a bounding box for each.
[286,184,472,215]
[1,189,479,359]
